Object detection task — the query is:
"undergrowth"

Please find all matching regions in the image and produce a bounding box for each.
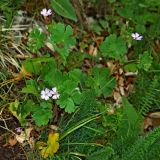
[0,0,160,160]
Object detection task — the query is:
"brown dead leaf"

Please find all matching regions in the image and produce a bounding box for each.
[119,68,123,75]
[108,108,115,115]
[144,112,160,133]
[113,91,122,104]
[119,86,125,96]
[93,47,98,56]
[125,71,138,76]
[14,65,32,81]
[50,125,58,131]
[16,132,25,144]
[118,77,124,87]
[88,45,97,56]
[126,84,134,94]
[107,61,116,74]
[9,136,17,146]
[15,127,34,148]
[88,44,94,55]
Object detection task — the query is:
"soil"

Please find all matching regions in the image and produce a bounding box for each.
[0,111,27,160]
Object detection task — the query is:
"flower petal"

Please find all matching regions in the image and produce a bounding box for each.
[45,88,50,93]
[135,32,139,38]
[47,9,52,15]
[131,33,136,38]
[41,90,45,95]
[44,96,49,100]
[41,8,47,16]
[41,94,46,99]
[137,36,143,40]
[52,87,57,93]
[52,94,60,100]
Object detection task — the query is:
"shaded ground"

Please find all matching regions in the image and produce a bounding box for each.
[0,110,27,160]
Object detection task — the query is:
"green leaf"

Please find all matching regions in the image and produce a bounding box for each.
[100,34,127,60]
[28,28,45,53]
[72,91,82,105]
[48,23,76,61]
[59,80,77,94]
[87,146,114,160]
[87,67,116,97]
[122,97,139,125]
[138,51,153,71]
[9,100,33,126]
[68,69,82,83]
[44,69,65,87]
[22,56,53,75]
[51,0,77,21]
[9,100,20,121]
[21,80,38,95]
[32,102,53,126]
[101,77,116,97]
[57,95,76,113]
[117,97,140,138]
[124,63,138,72]
[135,24,146,34]
[64,98,75,113]
[20,100,33,119]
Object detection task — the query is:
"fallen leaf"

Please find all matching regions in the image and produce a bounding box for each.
[38,132,59,159]
[16,132,25,144]
[113,91,122,104]
[124,71,138,76]
[118,77,124,87]
[88,44,94,55]
[108,108,115,115]
[119,86,125,96]
[15,127,34,148]
[49,125,58,131]
[107,61,116,74]
[37,141,47,149]
[144,112,160,133]
[14,65,32,81]
[126,84,134,94]
[119,68,123,75]
[9,136,17,146]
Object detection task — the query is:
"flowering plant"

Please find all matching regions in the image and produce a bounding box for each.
[41,87,60,100]
[131,33,143,41]
[40,8,52,17]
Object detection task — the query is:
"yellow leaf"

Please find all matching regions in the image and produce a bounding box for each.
[37,141,47,149]
[14,65,32,81]
[9,100,21,121]
[21,65,32,77]
[38,132,60,159]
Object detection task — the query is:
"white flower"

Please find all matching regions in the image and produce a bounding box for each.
[131,32,143,40]
[40,8,52,17]
[41,88,51,100]
[52,87,60,100]
[41,87,60,100]
[52,87,57,94]
[51,87,60,100]
[52,93,60,100]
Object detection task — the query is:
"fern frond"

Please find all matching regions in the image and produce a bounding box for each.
[131,73,160,115]
[86,146,114,160]
[122,127,160,160]
[140,75,159,115]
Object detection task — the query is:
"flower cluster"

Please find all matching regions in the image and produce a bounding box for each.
[40,8,52,17]
[15,127,22,133]
[131,32,143,41]
[41,87,60,100]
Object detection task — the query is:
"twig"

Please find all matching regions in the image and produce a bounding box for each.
[0,124,16,135]
[0,117,16,135]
